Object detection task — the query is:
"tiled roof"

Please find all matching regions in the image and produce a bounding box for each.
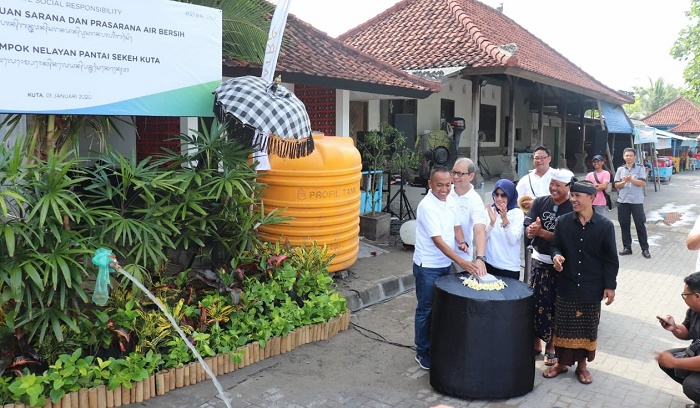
[338,0,633,104]
[670,117,700,134]
[642,97,700,131]
[222,2,440,98]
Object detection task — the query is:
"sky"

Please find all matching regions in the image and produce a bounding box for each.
[283,0,691,92]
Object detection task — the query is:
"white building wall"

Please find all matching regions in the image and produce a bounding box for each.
[367,100,381,131]
[416,95,438,134]
[415,77,474,149]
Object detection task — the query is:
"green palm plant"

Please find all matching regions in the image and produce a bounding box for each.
[80,151,181,270]
[0,144,96,343]
[153,119,288,264]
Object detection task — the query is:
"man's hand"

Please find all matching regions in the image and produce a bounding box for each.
[655,350,677,368]
[458,259,486,276]
[657,315,682,334]
[473,258,487,276]
[457,242,469,253]
[603,289,615,305]
[458,259,478,275]
[553,254,565,272]
[526,217,542,239]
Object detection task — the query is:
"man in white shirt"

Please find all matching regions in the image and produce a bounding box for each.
[413,166,482,371]
[517,146,554,284]
[449,157,487,275]
[516,146,554,211]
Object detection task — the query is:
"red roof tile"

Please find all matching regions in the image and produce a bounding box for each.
[338,0,633,104]
[670,117,700,134]
[223,2,440,98]
[642,97,700,130]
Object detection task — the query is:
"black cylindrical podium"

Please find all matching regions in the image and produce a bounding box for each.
[430,274,534,399]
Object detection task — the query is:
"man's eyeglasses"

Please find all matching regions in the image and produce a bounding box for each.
[451,171,469,177]
[682,292,698,299]
[552,205,559,215]
[533,156,549,161]
[493,192,508,198]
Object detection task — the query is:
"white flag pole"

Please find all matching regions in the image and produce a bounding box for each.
[261,0,291,83]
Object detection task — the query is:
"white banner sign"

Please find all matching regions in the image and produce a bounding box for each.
[634,127,657,144]
[0,0,222,117]
[656,138,672,150]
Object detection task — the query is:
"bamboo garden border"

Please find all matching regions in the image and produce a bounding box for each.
[3,311,351,408]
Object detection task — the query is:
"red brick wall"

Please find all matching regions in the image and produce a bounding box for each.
[295,85,336,136]
[135,117,181,161]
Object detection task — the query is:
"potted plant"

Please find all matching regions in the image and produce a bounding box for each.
[356,122,406,241]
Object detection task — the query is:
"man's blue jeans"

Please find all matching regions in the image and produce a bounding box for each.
[413,262,450,357]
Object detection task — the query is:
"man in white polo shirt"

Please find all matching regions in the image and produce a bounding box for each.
[450,157,487,275]
[413,166,482,371]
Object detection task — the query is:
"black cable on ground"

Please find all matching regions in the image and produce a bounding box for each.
[350,321,415,350]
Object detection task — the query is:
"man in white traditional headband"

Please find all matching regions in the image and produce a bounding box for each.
[524,168,575,367]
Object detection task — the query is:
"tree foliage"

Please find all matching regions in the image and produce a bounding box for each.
[672,0,700,99]
[623,77,681,119]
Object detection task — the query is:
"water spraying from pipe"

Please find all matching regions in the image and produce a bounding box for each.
[92,248,233,408]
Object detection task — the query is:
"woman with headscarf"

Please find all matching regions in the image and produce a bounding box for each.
[484,179,524,280]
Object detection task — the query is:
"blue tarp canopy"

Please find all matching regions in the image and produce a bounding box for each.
[600,101,634,133]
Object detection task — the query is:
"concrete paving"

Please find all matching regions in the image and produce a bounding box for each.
[128,170,700,408]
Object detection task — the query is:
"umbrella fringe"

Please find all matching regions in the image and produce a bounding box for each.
[215,100,315,159]
[215,102,258,149]
[267,134,315,159]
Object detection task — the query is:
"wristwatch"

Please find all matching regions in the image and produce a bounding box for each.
[475,255,487,262]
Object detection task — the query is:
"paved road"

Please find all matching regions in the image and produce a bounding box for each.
[130,171,700,408]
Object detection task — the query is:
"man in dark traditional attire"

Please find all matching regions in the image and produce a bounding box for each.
[543,180,618,384]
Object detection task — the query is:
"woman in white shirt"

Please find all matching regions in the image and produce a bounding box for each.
[484,179,524,280]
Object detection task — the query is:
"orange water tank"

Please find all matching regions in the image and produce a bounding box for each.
[257,135,361,272]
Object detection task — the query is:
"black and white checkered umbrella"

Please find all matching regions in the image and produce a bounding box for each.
[213,75,314,159]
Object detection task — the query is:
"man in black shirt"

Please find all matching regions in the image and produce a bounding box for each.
[544,180,618,384]
[657,271,700,408]
[524,168,574,365]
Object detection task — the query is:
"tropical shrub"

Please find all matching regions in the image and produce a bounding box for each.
[0,119,285,346]
[0,237,347,406]
[0,144,96,343]
[0,119,348,406]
